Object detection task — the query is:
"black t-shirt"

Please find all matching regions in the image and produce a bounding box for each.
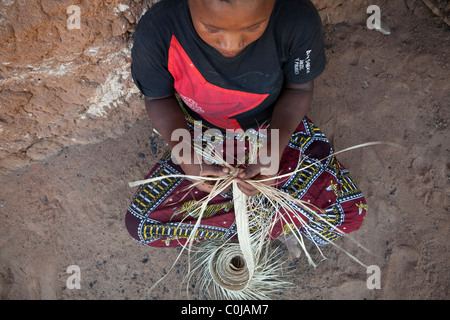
[131,0,326,131]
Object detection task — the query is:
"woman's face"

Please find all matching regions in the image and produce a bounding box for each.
[189,0,275,58]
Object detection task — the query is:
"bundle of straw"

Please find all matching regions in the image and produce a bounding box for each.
[131,141,395,299]
[185,178,292,300]
[187,240,291,300]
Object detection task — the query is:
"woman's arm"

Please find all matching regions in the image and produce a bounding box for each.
[144,95,190,151]
[236,81,314,195]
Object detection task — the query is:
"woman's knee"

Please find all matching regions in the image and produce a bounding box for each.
[125,211,141,241]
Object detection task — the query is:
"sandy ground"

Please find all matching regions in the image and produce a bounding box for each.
[0,1,448,301]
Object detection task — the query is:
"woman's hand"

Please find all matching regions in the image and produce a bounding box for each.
[180,161,230,193]
[234,164,278,196]
[234,137,281,196]
[174,142,231,194]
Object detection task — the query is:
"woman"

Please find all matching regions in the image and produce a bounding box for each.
[125,0,367,257]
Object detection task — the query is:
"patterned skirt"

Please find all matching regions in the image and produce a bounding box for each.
[125,116,367,247]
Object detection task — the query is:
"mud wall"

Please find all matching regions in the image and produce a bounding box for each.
[0,0,440,174]
[0,0,155,173]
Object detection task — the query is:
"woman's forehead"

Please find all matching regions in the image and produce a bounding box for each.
[189,0,274,28]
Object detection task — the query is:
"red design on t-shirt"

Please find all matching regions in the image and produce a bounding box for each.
[168,35,269,130]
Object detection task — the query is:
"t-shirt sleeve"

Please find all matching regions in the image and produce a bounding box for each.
[282,2,326,84]
[130,13,174,98]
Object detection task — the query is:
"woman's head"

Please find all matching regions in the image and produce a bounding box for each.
[189,0,276,58]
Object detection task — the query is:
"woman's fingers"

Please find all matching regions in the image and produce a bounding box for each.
[233,177,258,196]
[183,162,278,196]
[195,181,215,193]
[201,164,230,177]
[186,164,231,193]
[235,163,279,196]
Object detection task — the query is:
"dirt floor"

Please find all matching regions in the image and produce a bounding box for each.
[0,1,449,300]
